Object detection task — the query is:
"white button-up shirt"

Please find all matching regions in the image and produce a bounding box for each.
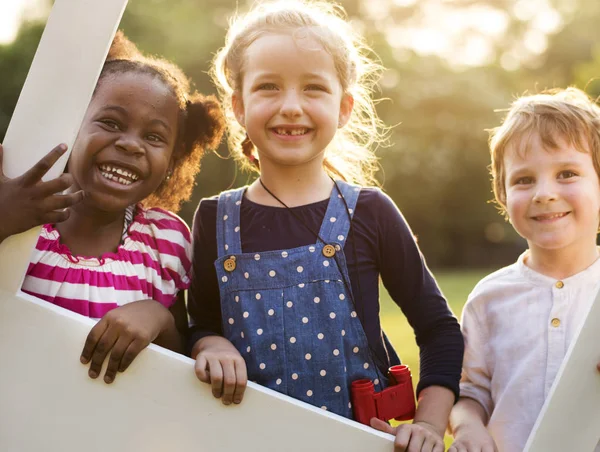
[460,252,600,452]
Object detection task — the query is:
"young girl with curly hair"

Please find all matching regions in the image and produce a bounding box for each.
[0,31,225,385]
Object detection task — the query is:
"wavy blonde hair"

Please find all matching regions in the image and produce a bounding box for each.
[210,0,388,186]
[489,87,600,216]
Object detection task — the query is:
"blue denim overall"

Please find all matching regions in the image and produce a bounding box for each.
[214,181,384,418]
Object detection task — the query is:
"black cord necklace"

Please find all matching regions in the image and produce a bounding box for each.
[258,177,391,376]
[258,178,330,247]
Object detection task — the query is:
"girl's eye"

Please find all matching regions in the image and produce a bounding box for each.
[258,83,278,91]
[146,134,164,143]
[100,119,120,130]
[514,176,533,185]
[306,84,326,92]
[558,170,577,179]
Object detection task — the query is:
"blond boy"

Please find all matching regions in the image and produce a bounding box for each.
[449,88,600,452]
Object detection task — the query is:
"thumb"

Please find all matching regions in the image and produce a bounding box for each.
[597,362,600,373]
[370,417,396,435]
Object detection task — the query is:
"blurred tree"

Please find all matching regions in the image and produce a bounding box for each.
[0,0,597,268]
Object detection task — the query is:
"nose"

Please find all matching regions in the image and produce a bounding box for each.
[115,133,145,156]
[532,180,558,204]
[279,89,302,118]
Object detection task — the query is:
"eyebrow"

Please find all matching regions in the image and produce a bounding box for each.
[97,105,173,134]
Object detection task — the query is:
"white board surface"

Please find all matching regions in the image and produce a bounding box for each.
[0,289,394,451]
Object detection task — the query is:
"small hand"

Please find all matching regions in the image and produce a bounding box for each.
[193,336,248,405]
[448,424,498,452]
[0,143,83,241]
[370,418,445,452]
[80,300,173,384]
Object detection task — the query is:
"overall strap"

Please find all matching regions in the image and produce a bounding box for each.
[318,180,361,246]
[216,187,245,258]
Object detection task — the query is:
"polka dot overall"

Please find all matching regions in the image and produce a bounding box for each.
[215,181,384,418]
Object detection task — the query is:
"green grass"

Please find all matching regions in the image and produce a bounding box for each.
[379,269,491,449]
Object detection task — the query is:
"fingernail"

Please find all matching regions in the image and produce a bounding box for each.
[89,370,98,379]
[233,398,241,404]
[104,376,113,384]
[58,144,67,152]
[223,400,231,406]
[80,356,88,364]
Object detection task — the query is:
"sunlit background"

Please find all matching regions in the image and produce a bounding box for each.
[3,0,599,268]
[4,0,600,269]
[2,2,599,447]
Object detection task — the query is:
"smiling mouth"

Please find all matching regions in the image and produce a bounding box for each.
[98,164,140,186]
[272,127,311,136]
[532,212,570,221]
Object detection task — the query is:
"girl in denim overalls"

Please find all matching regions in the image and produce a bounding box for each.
[188,1,464,450]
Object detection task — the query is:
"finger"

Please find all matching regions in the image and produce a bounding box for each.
[194,355,210,383]
[103,336,132,383]
[596,361,600,372]
[117,337,147,373]
[405,429,425,452]
[207,358,224,398]
[220,359,237,405]
[233,358,248,404]
[34,174,74,198]
[432,441,445,452]
[420,437,437,452]
[80,319,109,364]
[39,209,71,225]
[87,327,119,379]
[394,424,413,451]
[369,418,395,435]
[21,143,68,186]
[41,191,85,212]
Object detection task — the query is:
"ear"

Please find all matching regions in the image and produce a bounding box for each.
[232,91,245,127]
[338,93,354,128]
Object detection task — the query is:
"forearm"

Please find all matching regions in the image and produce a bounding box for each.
[413,385,455,437]
[449,396,489,436]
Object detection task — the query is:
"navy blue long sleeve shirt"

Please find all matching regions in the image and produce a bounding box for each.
[187,187,464,399]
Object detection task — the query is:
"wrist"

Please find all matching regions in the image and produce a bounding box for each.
[452,419,486,437]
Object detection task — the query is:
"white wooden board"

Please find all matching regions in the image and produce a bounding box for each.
[525,289,600,451]
[0,289,394,451]
[0,0,394,450]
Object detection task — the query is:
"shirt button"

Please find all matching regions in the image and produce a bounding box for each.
[322,244,336,258]
[551,318,561,328]
[555,281,564,289]
[223,258,237,272]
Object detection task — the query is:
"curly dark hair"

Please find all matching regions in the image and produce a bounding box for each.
[93,31,225,213]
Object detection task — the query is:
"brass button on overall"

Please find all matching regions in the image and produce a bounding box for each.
[322,244,336,258]
[223,258,237,272]
[551,318,561,328]
[555,281,564,289]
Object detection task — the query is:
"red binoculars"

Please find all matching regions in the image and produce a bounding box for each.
[350,365,416,425]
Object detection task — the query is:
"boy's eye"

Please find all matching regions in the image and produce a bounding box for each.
[558,170,577,179]
[257,83,278,91]
[306,84,327,92]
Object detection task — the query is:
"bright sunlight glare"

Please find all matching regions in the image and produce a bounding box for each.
[0,0,49,44]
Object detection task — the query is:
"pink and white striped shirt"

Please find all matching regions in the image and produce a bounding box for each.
[21,205,192,319]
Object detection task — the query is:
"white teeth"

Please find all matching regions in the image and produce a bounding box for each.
[275,128,308,136]
[99,164,139,182]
